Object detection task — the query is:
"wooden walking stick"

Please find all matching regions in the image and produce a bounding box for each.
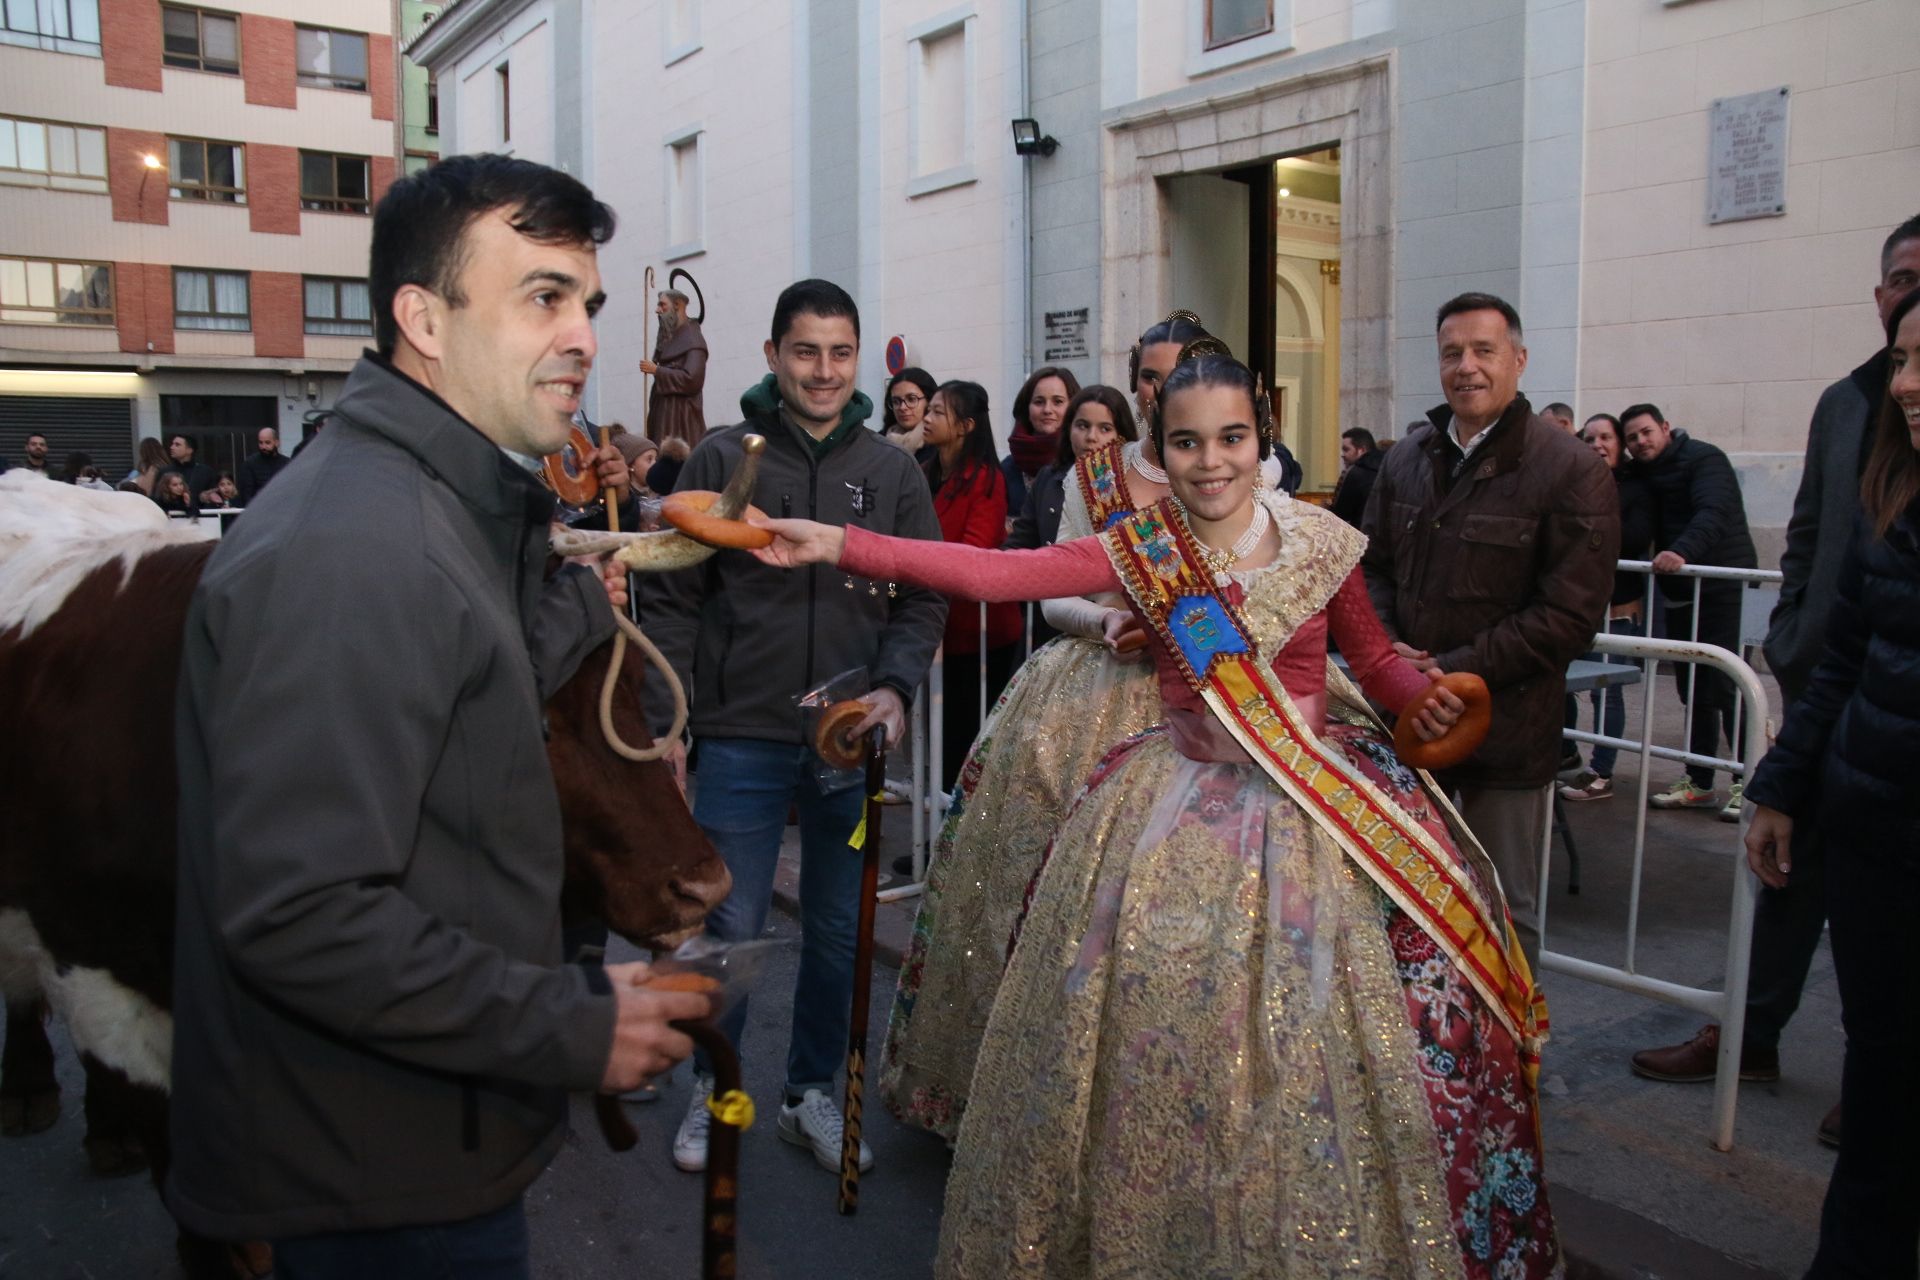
[592,1002,751,1280]
[837,728,886,1214]
[641,264,656,415]
[684,1019,749,1280]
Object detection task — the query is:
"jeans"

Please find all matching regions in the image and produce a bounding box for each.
[1663,590,1747,789]
[691,736,866,1100]
[1573,614,1644,778]
[1809,830,1920,1278]
[273,1197,528,1280]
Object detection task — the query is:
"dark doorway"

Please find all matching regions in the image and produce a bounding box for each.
[161,394,277,484]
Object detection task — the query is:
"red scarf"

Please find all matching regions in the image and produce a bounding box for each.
[1006,422,1058,479]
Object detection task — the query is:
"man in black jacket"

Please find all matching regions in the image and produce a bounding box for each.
[1629,213,1920,1143]
[1330,427,1382,527]
[168,154,710,1275]
[166,432,219,504]
[641,279,946,1180]
[236,427,289,504]
[1623,404,1758,819]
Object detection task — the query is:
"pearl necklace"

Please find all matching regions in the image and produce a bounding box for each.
[1124,440,1168,486]
[1174,496,1272,584]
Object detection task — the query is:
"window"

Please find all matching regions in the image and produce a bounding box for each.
[299,150,369,213]
[0,0,101,55]
[664,0,699,65]
[906,13,974,198]
[168,137,246,204]
[1188,0,1291,75]
[0,257,112,325]
[664,126,702,259]
[162,6,238,74]
[425,72,439,135]
[0,115,107,191]
[296,25,368,91]
[303,277,372,336]
[174,268,249,331]
[1205,0,1272,48]
[497,63,510,144]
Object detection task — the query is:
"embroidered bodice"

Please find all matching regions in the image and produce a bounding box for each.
[840,494,1429,748]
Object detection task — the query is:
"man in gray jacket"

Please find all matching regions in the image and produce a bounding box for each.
[642,279,946,1178]
[168,155,711,1275]
[1630,213,1920,1147]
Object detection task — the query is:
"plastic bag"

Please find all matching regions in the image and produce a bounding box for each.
[796,666,870,793]
[646,936,788,1024]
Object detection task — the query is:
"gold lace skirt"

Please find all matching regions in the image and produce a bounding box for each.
[935,726,1560,1280]
[879,635,1162,1139]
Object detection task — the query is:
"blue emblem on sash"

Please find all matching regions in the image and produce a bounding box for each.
[1168,594,1250,675]
[1102,510,1129,529]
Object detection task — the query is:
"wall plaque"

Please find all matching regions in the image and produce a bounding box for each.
[1708,86,1790,225]
[1043,307,1089,362]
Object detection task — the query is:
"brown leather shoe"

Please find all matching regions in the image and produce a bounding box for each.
[1817,1102,1840,1150]
[1630,1024,1781,1083]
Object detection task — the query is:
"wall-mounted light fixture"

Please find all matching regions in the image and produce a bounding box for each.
[1010,118,1058,157]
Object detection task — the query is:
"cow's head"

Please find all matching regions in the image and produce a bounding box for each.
[547,641,727,949]
[543,434,774,949]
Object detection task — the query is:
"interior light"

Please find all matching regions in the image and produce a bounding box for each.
[1278,187,1291,198]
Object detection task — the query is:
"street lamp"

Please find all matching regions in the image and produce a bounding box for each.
[1010,118,1058,158]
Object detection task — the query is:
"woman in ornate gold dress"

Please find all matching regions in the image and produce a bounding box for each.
[878,318,1207,1140]
[757,353,1561,1279]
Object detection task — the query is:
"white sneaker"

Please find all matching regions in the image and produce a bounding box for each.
[778,1087,874,1173]
[672,1075,713,1173]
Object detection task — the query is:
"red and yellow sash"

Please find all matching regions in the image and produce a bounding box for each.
[1102,498,1548,1078]
[1074,442,1135,531]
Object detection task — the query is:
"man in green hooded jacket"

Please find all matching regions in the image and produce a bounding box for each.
[640,278,945,1179]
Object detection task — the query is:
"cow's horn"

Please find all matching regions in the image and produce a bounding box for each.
[548,434,768,572]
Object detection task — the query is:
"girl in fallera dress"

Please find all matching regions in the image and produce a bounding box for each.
[756,353,1561,1279]
[876,316,1208,1140]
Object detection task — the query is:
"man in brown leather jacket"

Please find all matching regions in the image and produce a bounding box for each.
[1362,293,1619,962]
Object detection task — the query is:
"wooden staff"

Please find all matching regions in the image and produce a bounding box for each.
[641,264,656,415]
[838,730,886,1215]
[599,425,620,534]
[592,1015,747,1280]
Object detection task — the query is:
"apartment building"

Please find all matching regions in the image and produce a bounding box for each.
[0,0,403,481]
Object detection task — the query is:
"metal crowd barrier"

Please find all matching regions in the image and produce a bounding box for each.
[1547,559,1782,1153]
[883,567,1787,1153]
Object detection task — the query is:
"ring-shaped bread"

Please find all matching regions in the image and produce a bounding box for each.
[1393,671,1493,772]
[814,699,871,770]
[661,490,775,550]
[541,426,601,508]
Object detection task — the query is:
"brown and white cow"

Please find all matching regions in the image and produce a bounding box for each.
[0,470,741,1277]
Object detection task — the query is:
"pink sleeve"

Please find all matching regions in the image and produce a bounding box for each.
[1327,569,1429,713]
[841,525,1120,603]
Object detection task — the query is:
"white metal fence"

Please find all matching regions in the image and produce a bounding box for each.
[883,563,1793,1151]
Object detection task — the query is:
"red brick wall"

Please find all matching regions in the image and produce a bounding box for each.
[248,144,300,235]
[108,128,169,226]
[371,155,397,209]
[241,15,297,109]
[370,34,396,123]
[115,262,176,356]
[252,271,305,359]
[100,0,162,92]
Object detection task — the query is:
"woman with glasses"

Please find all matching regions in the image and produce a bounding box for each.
[880,367,937,453]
